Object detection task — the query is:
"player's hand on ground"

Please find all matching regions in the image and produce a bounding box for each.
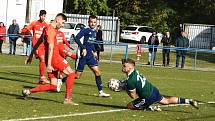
[82,49,87,56]
[47,65,54,72]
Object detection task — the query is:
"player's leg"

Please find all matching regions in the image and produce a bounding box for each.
[56,71,63,92]
[36,47,49,84]
[38,55,49,84]
[62,66,78,105]
[55,57,78,105]
[90,65,110,97]
[159,96,198,109]
[22,71,58,97]
[75,57,86,79]
[127,87,164,111]
[127,98,161,111]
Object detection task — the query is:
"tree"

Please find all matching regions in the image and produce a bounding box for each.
[63,0,109,15]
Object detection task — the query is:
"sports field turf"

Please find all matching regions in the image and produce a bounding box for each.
[0,54,215,121]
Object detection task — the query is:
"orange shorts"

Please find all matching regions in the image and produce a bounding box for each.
[48,56,69,79]
[52,56,69,72]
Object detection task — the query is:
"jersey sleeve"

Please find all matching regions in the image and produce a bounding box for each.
[126,78,136,91]
[27,21,36,31]
[75,29,86,49]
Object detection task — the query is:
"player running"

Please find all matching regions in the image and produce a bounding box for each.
[121,58,198,111]
[23,13,78,105]
[26,10,49,84]
[74,15,110,97]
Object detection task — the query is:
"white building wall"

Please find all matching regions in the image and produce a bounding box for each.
[44,0,64,22]
[30,0,63,23]
[0,0,27,28]
[0,0,8,24]
[0,0,63,28]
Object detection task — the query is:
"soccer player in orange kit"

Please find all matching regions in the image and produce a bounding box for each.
[27,10,49,84]
[23,13,80,105]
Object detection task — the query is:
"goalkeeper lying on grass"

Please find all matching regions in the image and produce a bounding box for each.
[109,58,198,111]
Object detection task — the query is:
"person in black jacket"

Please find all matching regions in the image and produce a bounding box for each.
[147,32,159,65]
[7,19,20,55]
[161,31,171,66]
[94,25,104,61]
[175,31,189,68]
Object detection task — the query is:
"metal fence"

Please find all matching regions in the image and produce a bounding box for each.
[183,23,215,49]
[65,14,120,42]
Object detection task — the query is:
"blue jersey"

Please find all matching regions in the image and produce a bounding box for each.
[76,27,97,53]
[75,27,98,72]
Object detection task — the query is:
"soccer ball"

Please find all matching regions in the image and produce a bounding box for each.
[107,78,126,92]
[107,78,120,91]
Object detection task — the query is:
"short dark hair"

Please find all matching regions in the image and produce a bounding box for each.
[39,10,46,16]
[122,58,135,66]
[56,13,67,22]
[89,15,97,20]
[0,22,5,26]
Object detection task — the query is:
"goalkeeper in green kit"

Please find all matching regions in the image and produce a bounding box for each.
[121,58,198,111]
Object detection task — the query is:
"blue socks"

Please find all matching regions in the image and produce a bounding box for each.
[95,76,103,91]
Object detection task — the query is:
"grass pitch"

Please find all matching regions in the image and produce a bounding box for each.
[0,54,215,121]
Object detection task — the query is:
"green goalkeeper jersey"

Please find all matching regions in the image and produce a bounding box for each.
[126,69,155,99]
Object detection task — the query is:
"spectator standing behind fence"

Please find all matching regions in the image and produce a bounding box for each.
[21,25,32,56]
[175,31,189,68]
[161,31,171,67]
[147,32,159,65]
[7,19,20,55]
[0,22,6,54]
[94,25,104,61]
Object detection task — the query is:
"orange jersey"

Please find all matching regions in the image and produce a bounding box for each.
[56,30,72,48]
[44,25,69,71]
[44,24,60,59]
[27,20,47,46]
[56,31,66,45]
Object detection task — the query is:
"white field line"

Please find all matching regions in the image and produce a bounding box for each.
[2,101,215,121]
[2,109,128,121]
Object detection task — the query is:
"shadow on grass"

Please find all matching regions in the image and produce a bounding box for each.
[82,102,126,109]
[10,71,38,78]
[0,91,62,104]
[0,75,35,84]
[178,115,215,121]
[0,71,38,78]
[82,102,194,114]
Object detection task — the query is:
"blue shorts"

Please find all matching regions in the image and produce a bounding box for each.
[76,54,98,72]
[131,87,163,109]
